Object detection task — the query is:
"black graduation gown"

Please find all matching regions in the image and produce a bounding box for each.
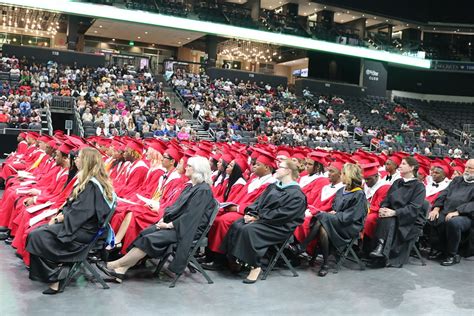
[26,182,114,283]
[316,188,368,251]
[431,176,474,256]
[376,178,426,266]
[220,183,307,267]
[131,182,215,274]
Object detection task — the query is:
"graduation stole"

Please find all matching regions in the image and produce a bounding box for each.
[90,177,117,209]
[29,152,46,170]
[152,168,175,201]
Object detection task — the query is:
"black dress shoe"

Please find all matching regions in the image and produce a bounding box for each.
[287,243,304,256]
[42,287,63,295]
[0,232,9,241]
[96,262,125,282]
[441,255,461,266]
[4,237,13,245]
[201,261,224,271]
[369,239,385,258]
[366,259,386,269]
[0,226,9,232]
[318,264,329,277]
[428,251,444,261]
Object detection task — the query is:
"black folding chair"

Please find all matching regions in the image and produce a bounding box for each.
[334,237,366,273]
[261,234,299,280]
[154,199,219,288]
[408,200,430,266]
[61,200,117,291]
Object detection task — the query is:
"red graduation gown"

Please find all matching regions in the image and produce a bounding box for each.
[120,175,189,253]
[208,174,276,253]
[293,182,344,247]
[363,180,391,238]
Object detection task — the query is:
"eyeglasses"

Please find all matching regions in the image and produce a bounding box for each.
[163,155,172,160]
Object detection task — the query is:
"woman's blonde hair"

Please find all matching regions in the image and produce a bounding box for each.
[342,163,363,190]
[187,156,212,185]
[72,147,114,201]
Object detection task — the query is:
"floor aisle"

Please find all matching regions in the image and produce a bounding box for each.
[0,236,473,315]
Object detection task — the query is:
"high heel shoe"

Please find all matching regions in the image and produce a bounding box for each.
[243,267,261,284]
[96,262,125,283]
[42,279,65,295]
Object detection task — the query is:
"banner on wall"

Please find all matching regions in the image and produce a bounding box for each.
[362,60,387,97]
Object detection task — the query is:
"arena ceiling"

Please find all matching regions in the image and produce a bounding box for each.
[0,0,431,68]
[86,19,205,48]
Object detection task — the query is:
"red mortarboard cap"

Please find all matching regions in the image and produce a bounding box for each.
[452,158,466,167]
[195,146,212,159]
[221,153,235,164]
[361,162,380,178]
[328,161,344,172]
[147,139,167,154]
[38,135,52,143]
[234,157,249,173]
[19,132,26,139]
[276,148,291,159]
[211,152,222,162]
[292,149,306,160]
[256,150,276,169]
[27,132,39,139]
[387,153,403,166]
[127,139,144,155]
[432,160,454,179]
[48,140,59,150]
[418,163,430,178]
[58,141,76,155]
[66,135,87,149]
[165,146,183,162]
[250,148,259,159]
[452,165,464,175]
[308,151,328,166]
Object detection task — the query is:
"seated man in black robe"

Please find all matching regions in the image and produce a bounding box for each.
[428,159,474,266]
[290,163,368,277]
[26,147,116,295]
[369,156,426,268]
[220,159,306,284]
[98,156,215,281]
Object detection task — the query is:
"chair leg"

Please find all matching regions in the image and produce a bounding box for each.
[189,257,214,284]
[279,252,298,277]
[413,245,427,266]
[169,273,181,288]
[334,245,351,274]
[154,253,172,277]
[261,250,278,280]
[349,247,366,270]
[62,262,81,290]
[83,261,110,289]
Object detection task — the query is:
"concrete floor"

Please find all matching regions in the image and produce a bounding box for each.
[0,186,473,316]
[0,241,473,316]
